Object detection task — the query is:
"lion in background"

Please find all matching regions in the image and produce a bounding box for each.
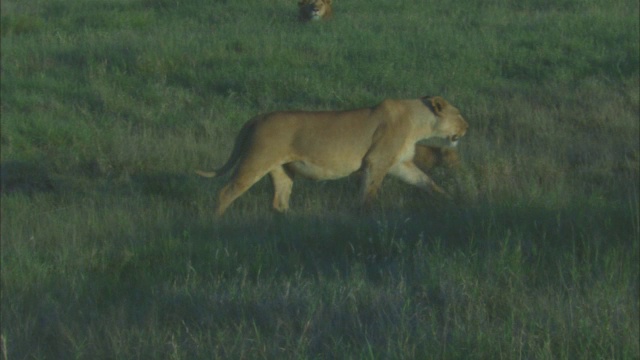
[299,0,333,22]
[197,96,468,216]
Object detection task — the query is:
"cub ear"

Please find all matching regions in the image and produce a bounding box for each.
[429,96,448,114]
[325,0,333,4]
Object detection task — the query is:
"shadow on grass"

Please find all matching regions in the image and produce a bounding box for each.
[187,191,637,286]
[2,157,635,286]
[129,171,200,199]
[0,161,55,195]
[0,159,205,202]
[4,169,637,359]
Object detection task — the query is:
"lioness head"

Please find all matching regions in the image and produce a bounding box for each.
[423,96,468,147]
[298,0,332,21]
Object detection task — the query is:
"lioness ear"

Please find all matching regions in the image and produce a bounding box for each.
[429,96,448,114]
[325,0,332,4]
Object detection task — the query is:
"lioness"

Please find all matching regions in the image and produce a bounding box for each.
[298,0,332,21]
[197,96,468,216]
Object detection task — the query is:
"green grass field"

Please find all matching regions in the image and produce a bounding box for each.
[1,0,639,358]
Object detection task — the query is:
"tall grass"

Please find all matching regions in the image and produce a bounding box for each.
[2,0,639,358]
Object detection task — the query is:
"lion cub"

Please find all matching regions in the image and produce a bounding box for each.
[197,96,468,216]
[299,0,333,22]
[414,144,461,173]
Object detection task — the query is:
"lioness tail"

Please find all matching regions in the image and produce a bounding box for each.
[196,115,260,180]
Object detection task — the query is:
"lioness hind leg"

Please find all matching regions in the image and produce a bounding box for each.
[215,181,251,217]
[215,166,272,217]
[270,166,294,212]
[215,150,287,216]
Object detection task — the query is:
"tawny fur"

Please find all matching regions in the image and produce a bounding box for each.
[298,0,333,21]
[197,96,468,216]
[413,144,461,173]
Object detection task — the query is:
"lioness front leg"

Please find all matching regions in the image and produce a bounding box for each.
[360,122,412,205]
[389,160,451,198]
[360,164,387,205]
[360,155,399,205]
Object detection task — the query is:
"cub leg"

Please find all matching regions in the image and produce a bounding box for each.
[389,160,450,198]
[270,166,294,212]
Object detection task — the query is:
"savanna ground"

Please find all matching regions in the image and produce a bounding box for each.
[1,0,639,358]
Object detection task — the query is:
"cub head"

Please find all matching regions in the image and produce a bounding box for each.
[298,0,333,21]
[423,96,468,147]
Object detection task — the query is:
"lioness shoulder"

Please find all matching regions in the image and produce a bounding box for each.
[197,96,468,216]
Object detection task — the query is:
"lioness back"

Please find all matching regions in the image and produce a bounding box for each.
[197,96,468,216]
[250,108,378,180]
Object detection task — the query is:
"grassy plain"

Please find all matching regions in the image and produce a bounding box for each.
[1,0,639,358]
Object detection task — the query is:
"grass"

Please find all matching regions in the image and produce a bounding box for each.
[1,0,639,358]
